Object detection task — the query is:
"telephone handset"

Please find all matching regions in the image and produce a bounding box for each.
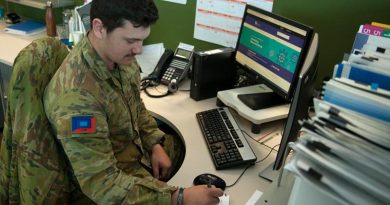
[142,43,194,97]
[6,12,21,24]
[157,42,195,85]
[149,49,174,80]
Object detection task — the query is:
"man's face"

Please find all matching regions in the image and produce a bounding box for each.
[101,20,150,66]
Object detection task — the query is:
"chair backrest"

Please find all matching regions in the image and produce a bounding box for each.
[0,37,69,204]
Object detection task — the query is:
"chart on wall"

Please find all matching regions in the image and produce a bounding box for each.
[194,0,273,48]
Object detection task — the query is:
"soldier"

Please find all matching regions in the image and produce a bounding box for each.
[43,0,223,204]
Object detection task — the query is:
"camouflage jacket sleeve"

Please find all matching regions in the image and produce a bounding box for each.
[44,88,176,205]
[126,61,165,153]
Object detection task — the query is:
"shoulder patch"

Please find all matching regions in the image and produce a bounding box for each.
[71,115,96,133]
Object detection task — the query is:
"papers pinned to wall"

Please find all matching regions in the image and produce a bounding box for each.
[194,0,273,48]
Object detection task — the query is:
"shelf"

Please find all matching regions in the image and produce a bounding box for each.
[6,0,74,9]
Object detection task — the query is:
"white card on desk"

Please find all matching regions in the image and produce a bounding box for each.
[219,194,230,205]
[245,190,263,205]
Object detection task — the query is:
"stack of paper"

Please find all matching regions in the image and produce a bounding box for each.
[285,22,390,205]
[135,43,165,79]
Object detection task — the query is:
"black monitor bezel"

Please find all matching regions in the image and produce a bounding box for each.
[234,4,314,101]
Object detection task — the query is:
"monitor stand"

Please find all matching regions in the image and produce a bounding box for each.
[217,84,290,134]
[258,162,280,182]
[258,151,292,182]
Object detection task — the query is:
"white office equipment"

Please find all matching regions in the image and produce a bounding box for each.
[217,84,290,133]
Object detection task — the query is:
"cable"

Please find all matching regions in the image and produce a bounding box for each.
[144,86,171,98]
[225,143,280,189]
[242,130,279,152]
[255,144,280,164]
[225,164,251,188]
[140,77,177,98]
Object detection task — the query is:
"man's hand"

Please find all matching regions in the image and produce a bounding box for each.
[171,185,224,205]
[151,144,172,181]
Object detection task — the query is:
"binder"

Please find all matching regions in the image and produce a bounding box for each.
[333,61,390,90]
[286,23,390,205]
[359,24,390,38]
[348,50,390,70]
[351,32,390,52]
[4,20,45,36]
[322,79,390,122]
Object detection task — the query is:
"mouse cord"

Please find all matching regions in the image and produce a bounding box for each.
[225,164,251,189]
[225,143,280,188]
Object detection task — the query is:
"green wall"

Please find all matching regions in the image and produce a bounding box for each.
[2,0,389,88]
[272,0,390,88]
[149,0,390,88]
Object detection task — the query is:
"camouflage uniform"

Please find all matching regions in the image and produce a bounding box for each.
[0,37,72,204]
[43,36,178,204]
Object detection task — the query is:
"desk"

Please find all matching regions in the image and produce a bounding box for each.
[0,21,46,66]
[1,31,287,205]
[142,86,284,205]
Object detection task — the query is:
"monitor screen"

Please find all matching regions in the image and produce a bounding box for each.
[235,4,313,100]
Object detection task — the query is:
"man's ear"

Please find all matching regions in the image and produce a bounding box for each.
[91,18,106,39]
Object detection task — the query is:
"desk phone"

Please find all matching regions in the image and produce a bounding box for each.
[160,42,194,85]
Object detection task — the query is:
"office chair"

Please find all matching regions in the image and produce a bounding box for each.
[0,37,70,204]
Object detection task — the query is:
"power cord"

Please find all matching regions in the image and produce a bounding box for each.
[225,143,280,189]
[242,130,280,152]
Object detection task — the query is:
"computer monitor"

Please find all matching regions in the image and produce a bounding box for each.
[234,4,314,110]
[273,33,319,170]
[233,5,320,174]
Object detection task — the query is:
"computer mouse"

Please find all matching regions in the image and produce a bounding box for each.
[193,173,226,190]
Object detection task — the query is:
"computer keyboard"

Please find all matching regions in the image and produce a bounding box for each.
[196,107,257,170]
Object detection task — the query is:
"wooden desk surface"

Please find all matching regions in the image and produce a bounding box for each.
[0,25,45,65]
[141,86,284,205]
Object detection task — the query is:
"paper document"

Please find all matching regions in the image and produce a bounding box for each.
[245,190,263,205]
[218,194,229,205]
[135,43,165,79]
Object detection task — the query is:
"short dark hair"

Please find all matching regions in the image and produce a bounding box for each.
[90,0,159,33]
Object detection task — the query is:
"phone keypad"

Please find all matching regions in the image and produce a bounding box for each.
[161,67,183,85]
[161,59,188,85]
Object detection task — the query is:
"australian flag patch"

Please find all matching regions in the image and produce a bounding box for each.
[71,116,96,133]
